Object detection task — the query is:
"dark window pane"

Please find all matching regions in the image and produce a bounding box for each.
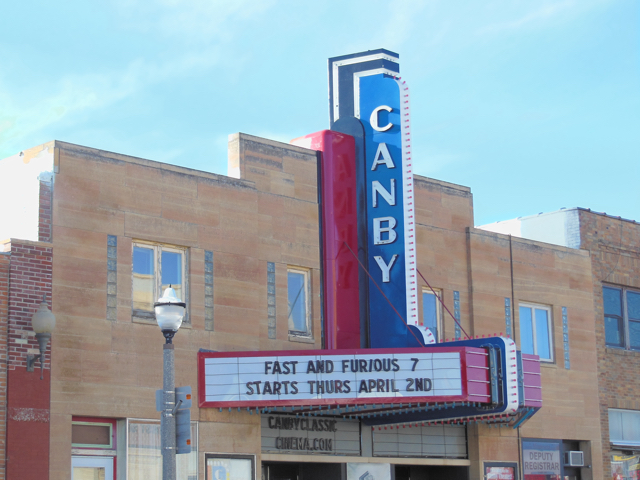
[161,251,183,301]
[627,291,640,321]
[535,309,551,360]
[422,292,438,342]
[519,306,534,355]
[603,287,622,316]
[72,423,111,447]
[605,315,623,346]
[288,271,307,333]
[630,320,640,350]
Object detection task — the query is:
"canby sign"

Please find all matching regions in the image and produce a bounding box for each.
[328,50,419,348]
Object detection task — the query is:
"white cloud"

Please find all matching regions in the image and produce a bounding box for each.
[476,0,600,35]
[0,0,274,157]
[111,0,275,44]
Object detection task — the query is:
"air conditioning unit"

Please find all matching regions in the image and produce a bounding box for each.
[564,451,584,467]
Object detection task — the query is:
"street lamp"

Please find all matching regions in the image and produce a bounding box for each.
[27,294,56,380]
[154,286,186,480]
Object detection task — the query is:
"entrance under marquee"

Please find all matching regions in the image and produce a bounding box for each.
[261,462,469,480]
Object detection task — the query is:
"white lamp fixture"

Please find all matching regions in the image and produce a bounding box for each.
[27,294,56,379]
[154,286,186,343]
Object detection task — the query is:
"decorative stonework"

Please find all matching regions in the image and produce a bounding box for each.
[267,262,276,339]
[505,297,512,337]
[205,251,214,331]
[106,236,117,322]
[454,291,461,340]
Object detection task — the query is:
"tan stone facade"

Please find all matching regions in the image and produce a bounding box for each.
[1,136,604,480]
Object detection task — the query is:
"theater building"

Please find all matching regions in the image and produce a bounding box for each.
[0,50,607,480]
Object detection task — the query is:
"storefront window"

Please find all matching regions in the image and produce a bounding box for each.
[485,462,518,479]
[611,453,640,480]
[522,439,562,480]
[128,419,197,480]
[206,454,254,480]
[347,463,392,480]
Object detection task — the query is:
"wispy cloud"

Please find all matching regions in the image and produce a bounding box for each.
[0,0,273,156]
[0,51,221,151]
[111,0,274,44]
[477,0,580,35]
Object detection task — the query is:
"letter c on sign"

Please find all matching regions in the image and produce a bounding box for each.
[370,106,393,132]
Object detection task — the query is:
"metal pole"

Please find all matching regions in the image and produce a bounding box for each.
[162,342,176,480]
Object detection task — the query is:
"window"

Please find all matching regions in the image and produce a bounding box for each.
[287,268,311,337]
[422,289,442,342]
[132,242,187,321]
[71,417,117,480]
[609,409,640,447]
[519,303,553,362]
[611,452,640,480]
[72,421,114,448]
[522,439,562,480]
[604,286,640,350]
[206,454,254,480]
[128,419,197,479]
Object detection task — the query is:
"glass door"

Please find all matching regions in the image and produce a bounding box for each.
[72,456,114,480]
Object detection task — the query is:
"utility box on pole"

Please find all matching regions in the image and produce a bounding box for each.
[175,386,192,454]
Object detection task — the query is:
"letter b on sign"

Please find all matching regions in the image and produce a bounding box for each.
[374,217,397,245]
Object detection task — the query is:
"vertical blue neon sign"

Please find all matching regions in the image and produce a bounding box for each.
[328,50,419,349]
[359,74,418,348]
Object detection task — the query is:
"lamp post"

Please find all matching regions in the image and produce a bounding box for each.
[26,294,56,380]
[154,286,186,480]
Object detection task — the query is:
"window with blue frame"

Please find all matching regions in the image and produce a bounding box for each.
[519,303,553,362]
[604,285,640,350]
[132,242,187,322]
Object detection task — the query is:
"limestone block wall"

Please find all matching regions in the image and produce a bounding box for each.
[47,137,322,479]
[411,177,602,480]
[466,229,601,480]
[413,176,474,341]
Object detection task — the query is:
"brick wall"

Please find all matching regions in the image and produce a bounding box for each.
[578,210,640,478]
[7,242,53,370]
[5,240,53,480]
[0,252,10,480]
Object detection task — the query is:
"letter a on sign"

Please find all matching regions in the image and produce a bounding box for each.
[371,143,396,170]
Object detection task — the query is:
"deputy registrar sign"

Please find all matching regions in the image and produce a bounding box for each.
[198,347,490,408]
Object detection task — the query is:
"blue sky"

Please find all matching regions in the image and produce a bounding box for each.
[1,0,638,225]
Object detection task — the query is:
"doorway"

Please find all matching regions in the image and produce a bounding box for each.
[72,456,114,480]
[262,462,343,480]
